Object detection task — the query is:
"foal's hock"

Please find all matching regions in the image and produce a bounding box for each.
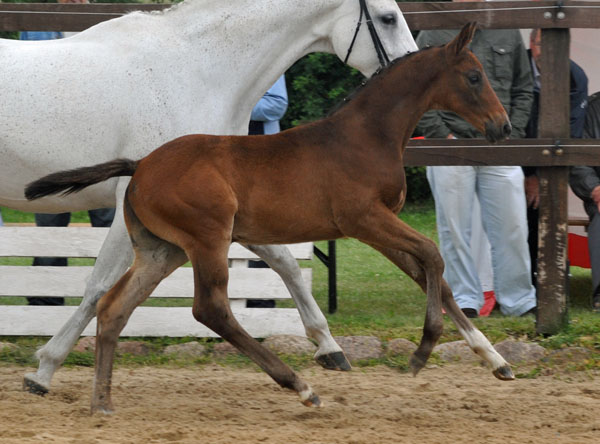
[26,23,514,414]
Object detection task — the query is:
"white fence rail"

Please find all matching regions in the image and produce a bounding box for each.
[0,227,311,337]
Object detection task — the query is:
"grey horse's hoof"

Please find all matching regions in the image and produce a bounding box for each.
[493,365,515,381]
[23,375,49,396]
[315,352,352,371]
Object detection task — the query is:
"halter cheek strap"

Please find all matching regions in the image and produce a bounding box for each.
[343,0,391,68]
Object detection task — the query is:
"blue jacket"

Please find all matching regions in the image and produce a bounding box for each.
[19,31,63,41]
[250,75,288,135]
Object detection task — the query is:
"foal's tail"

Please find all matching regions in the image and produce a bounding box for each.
[25,158,139,200]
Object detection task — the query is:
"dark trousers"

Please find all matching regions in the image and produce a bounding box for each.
[588,213,600,298]
[527,205,539,288]
[28,208,115,306]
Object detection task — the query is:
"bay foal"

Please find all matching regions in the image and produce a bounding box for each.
[27,23,514,413]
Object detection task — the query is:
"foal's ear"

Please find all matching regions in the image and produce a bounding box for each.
[446,22,478,58]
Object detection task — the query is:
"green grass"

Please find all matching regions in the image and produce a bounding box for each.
[1,201,599,369]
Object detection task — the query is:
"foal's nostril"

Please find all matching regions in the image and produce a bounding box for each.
[503,122,512,137]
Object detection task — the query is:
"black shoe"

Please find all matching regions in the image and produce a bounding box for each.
[520,307,537,317]
[461,308,478,318]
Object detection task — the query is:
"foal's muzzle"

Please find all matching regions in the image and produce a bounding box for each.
[484,118,512,143]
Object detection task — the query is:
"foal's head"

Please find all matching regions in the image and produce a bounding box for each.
[431,22,511,142]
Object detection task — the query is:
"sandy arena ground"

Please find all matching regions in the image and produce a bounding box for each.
[1,363,599,444]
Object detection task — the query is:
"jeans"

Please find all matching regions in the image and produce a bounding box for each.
[427,165,536,316]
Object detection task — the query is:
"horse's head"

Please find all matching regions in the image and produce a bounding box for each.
[434,22,511,142]
[331,0,418,76]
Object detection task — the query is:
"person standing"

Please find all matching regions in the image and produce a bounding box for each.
[570,91,600,312]
[246,75,288,308]
[524,29,588,288]
[416,1,536,318]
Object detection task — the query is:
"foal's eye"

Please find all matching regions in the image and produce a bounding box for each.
[380,13,397,26]
[467,71,481,85]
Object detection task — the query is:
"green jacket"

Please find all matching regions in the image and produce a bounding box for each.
[416,29,534,139]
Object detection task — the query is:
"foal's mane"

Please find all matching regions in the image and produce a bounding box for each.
[327,46,435,117]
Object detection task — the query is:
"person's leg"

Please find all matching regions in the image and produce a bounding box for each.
[587,213,600,311]
[477,166,536,316]
[88,208,116,228]
[28,212,71,306]
[527,205,539,287]
[427,166,483,313]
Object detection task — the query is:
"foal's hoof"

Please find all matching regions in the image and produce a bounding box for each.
[409,353,427,377]
[492,365,515,381]
[315,351,352,371]
[23,374,49,396]
[300,393,322,408]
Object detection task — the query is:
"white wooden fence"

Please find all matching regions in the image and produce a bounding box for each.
[0,226,311,337]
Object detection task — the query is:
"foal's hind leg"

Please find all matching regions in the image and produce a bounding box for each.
[244,244,350,371]
[367,245,513,380]
[187,244,320,407]
[91,202,187,414]
[24,177,133,395]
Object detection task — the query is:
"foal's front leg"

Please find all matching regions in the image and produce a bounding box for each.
[367,244,513,380]
[342,206,449,373]
[244,244,350,371]
[188,246,321,407]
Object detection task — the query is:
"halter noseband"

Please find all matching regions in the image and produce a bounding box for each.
[343,0,391,68]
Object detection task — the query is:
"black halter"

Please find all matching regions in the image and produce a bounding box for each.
[343,0,391,68]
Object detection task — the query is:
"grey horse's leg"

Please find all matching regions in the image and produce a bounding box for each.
[244,244,350,371]
[24,178,133,395]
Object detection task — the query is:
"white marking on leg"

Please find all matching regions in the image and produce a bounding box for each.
[458,327,509,370]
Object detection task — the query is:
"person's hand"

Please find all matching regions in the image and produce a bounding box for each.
[525,175,540,209]
[446,133,456,140]
[591,185,600,213]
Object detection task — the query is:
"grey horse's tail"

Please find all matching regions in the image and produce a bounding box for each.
[25,158,139,200]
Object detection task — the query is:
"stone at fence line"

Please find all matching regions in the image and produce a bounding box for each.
[433,340,481,363]
[212,341,240,357]
[0,341,17,352]
[493,340,546,364]
[386,338,417,356]
[262,335,317,355]
[73,336,96,353]
[73,337,150,356]
[164,341,207,357]
[543,346,591,365]
[116,341,151,356]
[333,336,384,362]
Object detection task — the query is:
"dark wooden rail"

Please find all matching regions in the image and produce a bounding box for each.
[2,1,598,333]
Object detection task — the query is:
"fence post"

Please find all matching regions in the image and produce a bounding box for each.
[536,28,571,335]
